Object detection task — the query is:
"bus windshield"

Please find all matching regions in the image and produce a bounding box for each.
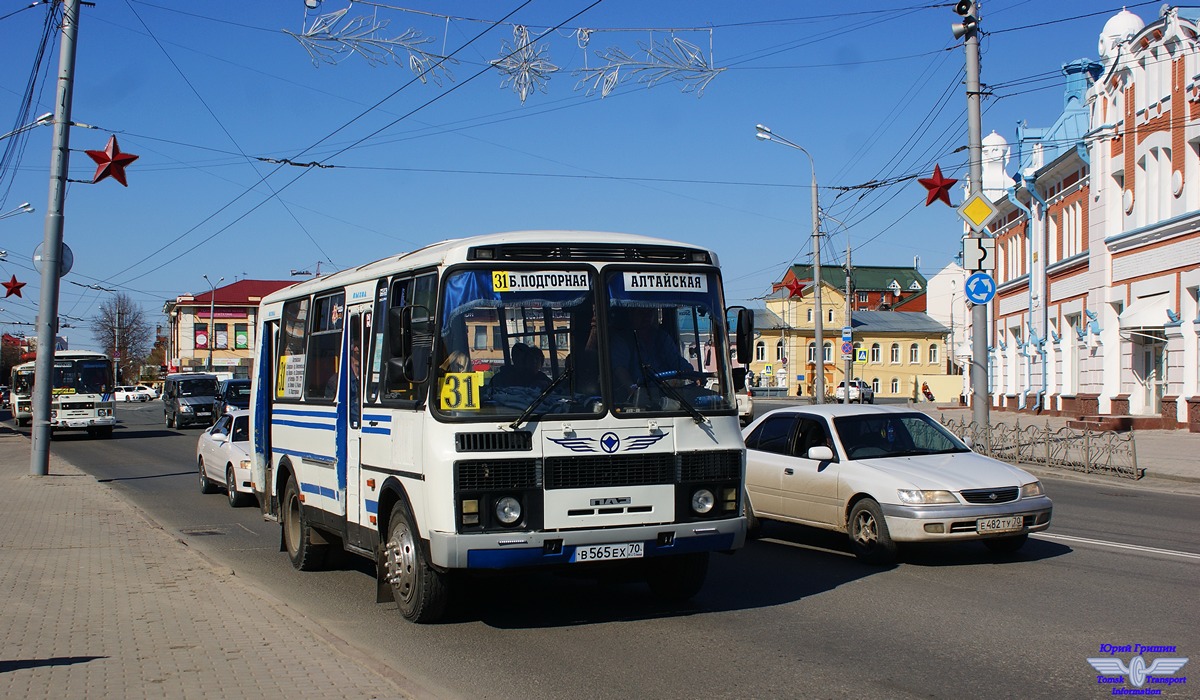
[51,359,112,395]
[437,268,602,418]
[12,369,34,395]
[604,269,734,416]
[434,267,735,420]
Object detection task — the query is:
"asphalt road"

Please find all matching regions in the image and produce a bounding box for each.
[29,400,1200,700]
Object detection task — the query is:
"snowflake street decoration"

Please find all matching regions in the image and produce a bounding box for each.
[575,36,725,98]
[490,25,559,104]
[284,7,457,85]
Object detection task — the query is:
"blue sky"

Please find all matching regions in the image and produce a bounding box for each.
[0,0,1162,352]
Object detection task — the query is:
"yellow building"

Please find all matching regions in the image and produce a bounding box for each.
[746,282,950,400]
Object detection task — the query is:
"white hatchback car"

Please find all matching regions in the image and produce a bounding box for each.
[742,404,1052,563]
[196,410,254,507]
[114,386,148,402]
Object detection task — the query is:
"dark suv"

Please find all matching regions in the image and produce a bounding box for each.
[214,378,251,416]
[163,373,220,428]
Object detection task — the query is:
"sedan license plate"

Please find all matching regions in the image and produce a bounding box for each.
[977,515,1023,533]
[571,542,644,563]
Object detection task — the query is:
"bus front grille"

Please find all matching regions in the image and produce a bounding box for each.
[544,454,674,490]
[456,459,541,491]
[679,450,742,482]
[455,431,533,452]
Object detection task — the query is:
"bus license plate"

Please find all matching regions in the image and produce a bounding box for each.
[571,542,644,563]
[977,516,1023,533]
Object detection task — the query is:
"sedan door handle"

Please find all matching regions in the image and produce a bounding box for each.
[783,468,794,476]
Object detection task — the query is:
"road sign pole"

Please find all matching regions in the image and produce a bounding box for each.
[963,1,990,427]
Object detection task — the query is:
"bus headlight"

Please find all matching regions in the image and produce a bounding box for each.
[691,488,715,515]
[494,496,522,525]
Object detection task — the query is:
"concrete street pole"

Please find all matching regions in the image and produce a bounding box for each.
[31,0,81,476]
[844,243,853,404]
[964,2,990,426]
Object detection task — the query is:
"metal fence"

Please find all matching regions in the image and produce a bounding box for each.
[939,415,1143,480]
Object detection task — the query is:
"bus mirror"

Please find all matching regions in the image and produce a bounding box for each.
[735,307,754,363]
[388,306,409,357]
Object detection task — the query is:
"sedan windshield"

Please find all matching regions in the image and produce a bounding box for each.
[833,412,970,460]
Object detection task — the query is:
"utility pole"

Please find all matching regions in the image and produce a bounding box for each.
[843,242,853,404]
[955,0,990,426]
[31,0,82,476]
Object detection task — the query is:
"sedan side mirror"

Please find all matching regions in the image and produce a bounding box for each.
[807,445,834,461]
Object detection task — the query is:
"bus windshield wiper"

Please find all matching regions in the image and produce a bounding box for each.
[638,365,708,425]
[509,366,573,431]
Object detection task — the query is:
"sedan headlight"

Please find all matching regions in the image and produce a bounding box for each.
[1020,481,1044,498]
[896,489,958,504]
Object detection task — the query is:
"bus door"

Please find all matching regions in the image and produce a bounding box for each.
[344,309,368,547]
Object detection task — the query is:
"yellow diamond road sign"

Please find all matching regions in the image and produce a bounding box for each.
[957,193,998,232]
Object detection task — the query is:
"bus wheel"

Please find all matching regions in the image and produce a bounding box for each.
[282,475,326,571]
[198,457,218,495]
[384,500,448,623]
[645,551,709,602]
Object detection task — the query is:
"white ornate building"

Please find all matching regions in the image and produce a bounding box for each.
[977,6,1200,430]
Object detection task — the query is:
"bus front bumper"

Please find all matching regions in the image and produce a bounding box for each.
[429,517,747,570]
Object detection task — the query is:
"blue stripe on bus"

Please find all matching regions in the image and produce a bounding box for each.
[271,419,336,431]
[362,426,390,435]
[464,532,736,569]
[300,482,338,499]
[365,500,378,514]
[273,407,336,418]
[362,413,391,423]
[273,447,335,464]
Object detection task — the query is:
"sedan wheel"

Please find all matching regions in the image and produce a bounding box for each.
[848,498,897,565]
[226,465,247,507]
[198,457,217,494]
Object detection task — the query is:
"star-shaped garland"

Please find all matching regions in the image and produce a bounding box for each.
[918,164,957,207]
[3,275,26,298]
[85,135,139,187]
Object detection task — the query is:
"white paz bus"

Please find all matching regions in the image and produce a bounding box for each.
[251,231,754,622]
[9,350,116,436]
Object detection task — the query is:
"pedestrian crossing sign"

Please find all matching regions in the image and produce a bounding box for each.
[855,348,868,364]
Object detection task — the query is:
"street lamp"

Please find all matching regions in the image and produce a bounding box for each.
[0,112,52,142]
[202,274,223,371]
[755,123,826,402]
[0,202,34,221]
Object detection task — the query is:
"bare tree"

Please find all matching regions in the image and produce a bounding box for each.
[91,293,153,384]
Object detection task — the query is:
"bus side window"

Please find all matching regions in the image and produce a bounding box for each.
[304,292,345,401]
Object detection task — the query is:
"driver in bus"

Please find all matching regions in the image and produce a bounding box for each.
[609,306,693,392]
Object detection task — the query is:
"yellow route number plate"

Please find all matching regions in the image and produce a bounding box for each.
[439,372,484,411]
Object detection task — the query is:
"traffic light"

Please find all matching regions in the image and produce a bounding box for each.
[952,1,978,39]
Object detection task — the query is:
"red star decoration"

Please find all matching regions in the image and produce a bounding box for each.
[784,278,805,298]
[918,164,957,207]
[85,135,139,187]
[3,275,26,298]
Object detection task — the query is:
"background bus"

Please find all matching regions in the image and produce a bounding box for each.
[9,350,116,437]
[252,230,754,623]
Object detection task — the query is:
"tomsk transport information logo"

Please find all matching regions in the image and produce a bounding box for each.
[1087,643,1188,695]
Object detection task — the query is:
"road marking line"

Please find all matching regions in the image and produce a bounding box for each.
[1034,533,1200,560]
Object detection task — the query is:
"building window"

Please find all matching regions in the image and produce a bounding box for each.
[807,309,813,322]
[891,377,900,394]
[890,343,900,363]
[928,343,939,364]
[234,323,248,350]
[909,343,919,363]
[823,342,832,363]
[872,377,880,394]
[473,325,488,350]
[194,322,209,350]
[776,340,785,361]
[755,340,766,361]
[858,292,868,304]
[808,342,816,363]
[827,309,834,323]
[870,343,881,363]
[215,323,228,350]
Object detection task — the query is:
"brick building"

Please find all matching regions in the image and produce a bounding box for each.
[164,279,294,378]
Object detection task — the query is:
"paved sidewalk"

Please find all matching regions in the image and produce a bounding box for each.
[0,426,411,700]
